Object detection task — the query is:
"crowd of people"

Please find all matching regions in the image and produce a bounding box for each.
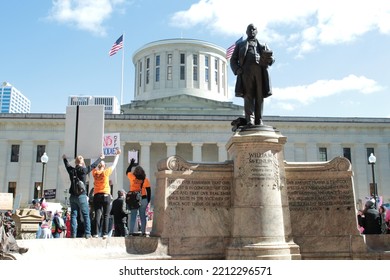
[28,149,152,239]
[357,199,390,234]
[29,198,69,239]
[0,210,28,258]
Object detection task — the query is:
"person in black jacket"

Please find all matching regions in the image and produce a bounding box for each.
[62,153,104,239]
[110,189,129,237]
[230,23,275,126]
[357,200,381,234]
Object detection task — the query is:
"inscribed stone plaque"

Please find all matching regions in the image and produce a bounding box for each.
[236,149,281,190]
[167,179,231,208]
[287,178,354,211]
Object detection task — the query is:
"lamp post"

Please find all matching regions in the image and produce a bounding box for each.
[40,152,49,198]
[64,189,68,206]
[368,153,377,208]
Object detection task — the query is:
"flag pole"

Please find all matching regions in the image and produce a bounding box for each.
[120,33,125,106]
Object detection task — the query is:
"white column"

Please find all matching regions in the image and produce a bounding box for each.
[329,143,342,160]
[140,141,151,178]
[115,141,126,191]
[305,143,318,162]
[192,142,203,162]
[376,144,390,199]
[166,142,177,157]
[0,140,8,193]
[19,140,34,201]
[353,143,368,202]
[217,142,227,162]
[283,142,295,162]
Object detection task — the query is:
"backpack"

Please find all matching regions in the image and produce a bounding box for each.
[126,191,142,210]
[72,168,85,196]
[52,216,66,233]
[125,180,144,210]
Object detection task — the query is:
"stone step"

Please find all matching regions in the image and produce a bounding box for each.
[13,236,170,260]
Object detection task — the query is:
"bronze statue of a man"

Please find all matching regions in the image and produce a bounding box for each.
[230,23,274,126]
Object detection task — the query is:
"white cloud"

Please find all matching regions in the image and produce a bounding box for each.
[275,102,296,112]
[47,0,126,36]
[273,75,384,105]
[170,0,390,54]
[170,0,215,28]
[229,75,384,110]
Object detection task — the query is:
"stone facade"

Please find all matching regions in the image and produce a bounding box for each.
[0,113,389,210]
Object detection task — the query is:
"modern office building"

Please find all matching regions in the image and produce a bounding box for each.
[0,39,389,211]
[0,82,31,113]
[68,95,120,114]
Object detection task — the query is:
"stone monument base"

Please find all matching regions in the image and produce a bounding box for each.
[224,125,301,260]
[148,123,388,260]
[226,241,301,260]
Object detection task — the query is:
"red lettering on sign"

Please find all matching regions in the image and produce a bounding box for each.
[104,136,113,146]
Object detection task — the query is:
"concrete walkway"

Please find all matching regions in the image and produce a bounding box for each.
[13,236,170,260]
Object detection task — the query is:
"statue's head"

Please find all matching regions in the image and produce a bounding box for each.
[246,24,257,39]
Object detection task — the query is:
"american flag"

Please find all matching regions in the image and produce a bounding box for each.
[109,35,123,56]
[226,36,243,60]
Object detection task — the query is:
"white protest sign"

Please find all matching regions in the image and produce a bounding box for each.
[128,150,139,163]
[64,105,104,159]
[103,133,120,156]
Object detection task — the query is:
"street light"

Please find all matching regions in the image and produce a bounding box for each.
[368,153,377,208]
[40,152,49,198]
[64,189,68,206]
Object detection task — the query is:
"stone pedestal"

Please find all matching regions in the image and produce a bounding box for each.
[152,156,234,259]
[12,209,42,239]
[225,125,301,260]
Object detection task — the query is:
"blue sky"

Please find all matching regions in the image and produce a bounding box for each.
[1,0,390,118]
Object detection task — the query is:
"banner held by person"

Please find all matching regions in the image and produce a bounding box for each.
[103,133,120,156]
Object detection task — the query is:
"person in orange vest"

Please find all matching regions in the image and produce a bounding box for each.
[126,158,152,236]
[92,149,121,239]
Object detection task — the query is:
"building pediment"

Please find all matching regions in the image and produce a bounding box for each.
[121,94,243,115]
